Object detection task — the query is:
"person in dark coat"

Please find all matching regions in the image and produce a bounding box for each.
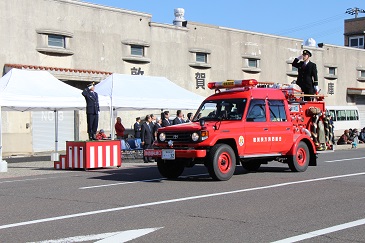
[186,112,193,122]
[173,110,184,125]
[153,117,162,141]
[134,117,141,139]
[161,111,171,127]
[82,82,99,140]
[292,50,318,101]
[141,115,154,163]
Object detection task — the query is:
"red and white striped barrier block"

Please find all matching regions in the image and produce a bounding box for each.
[54,155,68,170]
[66,140,121,169]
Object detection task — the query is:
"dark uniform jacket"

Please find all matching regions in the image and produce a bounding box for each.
[134,122,141,138]
[173,117,184,125]
[162,118,171,127]
[292,59,318,95]
[141,122,154,145]
[81,88,99,114]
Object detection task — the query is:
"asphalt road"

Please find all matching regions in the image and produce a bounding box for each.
[0,149,364,242]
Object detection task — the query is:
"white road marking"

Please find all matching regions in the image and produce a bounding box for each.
[0,175,80,184]
[324,156,365,163]
[79,173,209,189]
[272,218,365,243]
[27,227,163,243]
[1,172,364,230]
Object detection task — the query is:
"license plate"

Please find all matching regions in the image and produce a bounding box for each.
[162,149,175,160]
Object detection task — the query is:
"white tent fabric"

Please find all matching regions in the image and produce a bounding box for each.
[0,68,109,111]
[95,73,205,111]
[0,68,110,164]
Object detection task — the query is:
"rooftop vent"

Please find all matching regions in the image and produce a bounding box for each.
[173,8,187,27]
[303,38,316,47]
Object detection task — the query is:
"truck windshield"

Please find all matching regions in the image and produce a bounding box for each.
[194,99,247,121]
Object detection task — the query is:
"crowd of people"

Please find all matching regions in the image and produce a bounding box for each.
[93,110,193,162]
[337,128,365,148]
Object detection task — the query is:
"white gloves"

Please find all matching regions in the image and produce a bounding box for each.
[314,86,319,92]
[297,55,303,60]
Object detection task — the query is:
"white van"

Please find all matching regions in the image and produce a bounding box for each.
[326,106,361,137]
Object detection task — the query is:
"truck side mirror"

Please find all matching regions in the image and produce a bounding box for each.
[199,119,205,127]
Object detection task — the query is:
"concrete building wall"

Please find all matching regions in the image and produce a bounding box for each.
[2,0,365,155]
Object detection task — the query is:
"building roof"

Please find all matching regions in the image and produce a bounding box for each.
[4,64,112,75]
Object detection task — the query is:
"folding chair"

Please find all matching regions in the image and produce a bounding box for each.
[126,138,144,159]
[121,139,135,159]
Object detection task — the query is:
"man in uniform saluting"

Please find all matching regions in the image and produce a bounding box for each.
[292,49,319,101]
[82,82,100,140]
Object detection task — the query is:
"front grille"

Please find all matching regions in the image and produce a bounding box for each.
[165,132,192,143]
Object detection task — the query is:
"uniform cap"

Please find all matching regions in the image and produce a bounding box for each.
[100,129,104,133]
[302,50,312,57]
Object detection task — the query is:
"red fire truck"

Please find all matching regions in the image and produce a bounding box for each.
[145,79,333,181]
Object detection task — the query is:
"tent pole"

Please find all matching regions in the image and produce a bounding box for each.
[55,110,58,153]
[110,105,114,139]
[0,106,8,172]
[51,110,59,162]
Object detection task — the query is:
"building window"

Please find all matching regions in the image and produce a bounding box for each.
[292,66,298,72]
[196,52,207,63]
[349,36,364,49]
[361,71,365,77]
[48,34,65,48]
[329,67,336,76]
[248,59,258,68]
[131,45,144,56]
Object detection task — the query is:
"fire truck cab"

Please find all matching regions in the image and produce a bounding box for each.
[145,79,332,181]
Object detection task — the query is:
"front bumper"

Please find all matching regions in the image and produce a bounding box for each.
[144,149,207,158]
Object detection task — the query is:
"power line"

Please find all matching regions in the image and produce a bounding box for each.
[276,13,345,35]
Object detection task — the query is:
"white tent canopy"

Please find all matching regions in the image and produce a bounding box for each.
[0,68,110,165]
[95,73,205,111]
[0,68,109,111]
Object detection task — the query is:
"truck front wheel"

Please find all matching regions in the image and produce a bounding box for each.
[288,141,309,172]
[207,144,236,181]
[157,159,185,179]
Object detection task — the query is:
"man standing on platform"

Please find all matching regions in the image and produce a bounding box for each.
[82,82,100,140]
[292,49,318,101]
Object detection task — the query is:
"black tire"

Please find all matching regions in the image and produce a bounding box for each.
[207,144,236,181]
[241,160,261,172]
[157,159,185,179]
[288,141,310,172]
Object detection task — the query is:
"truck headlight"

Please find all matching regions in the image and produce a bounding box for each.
[191,132,199,141]
[159,133,166,142]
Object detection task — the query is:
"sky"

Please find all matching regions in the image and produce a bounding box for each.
[85,0,365,46]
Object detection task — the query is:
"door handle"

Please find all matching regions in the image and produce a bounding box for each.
[286,127,291,130]
[264,128,268,131]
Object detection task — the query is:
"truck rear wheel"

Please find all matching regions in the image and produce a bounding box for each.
[207,144,236,181]
[288,141,309,172]
[157,159,185,179]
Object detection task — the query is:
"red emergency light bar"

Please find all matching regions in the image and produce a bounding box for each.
[207,79,258,90]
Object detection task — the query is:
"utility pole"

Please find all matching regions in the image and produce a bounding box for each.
[346,7,365,18]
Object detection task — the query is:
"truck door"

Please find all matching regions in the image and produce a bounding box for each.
[244,99,271,155]
[268,99,293,153]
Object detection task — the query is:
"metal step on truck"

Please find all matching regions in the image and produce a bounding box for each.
[145,79,334,181]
